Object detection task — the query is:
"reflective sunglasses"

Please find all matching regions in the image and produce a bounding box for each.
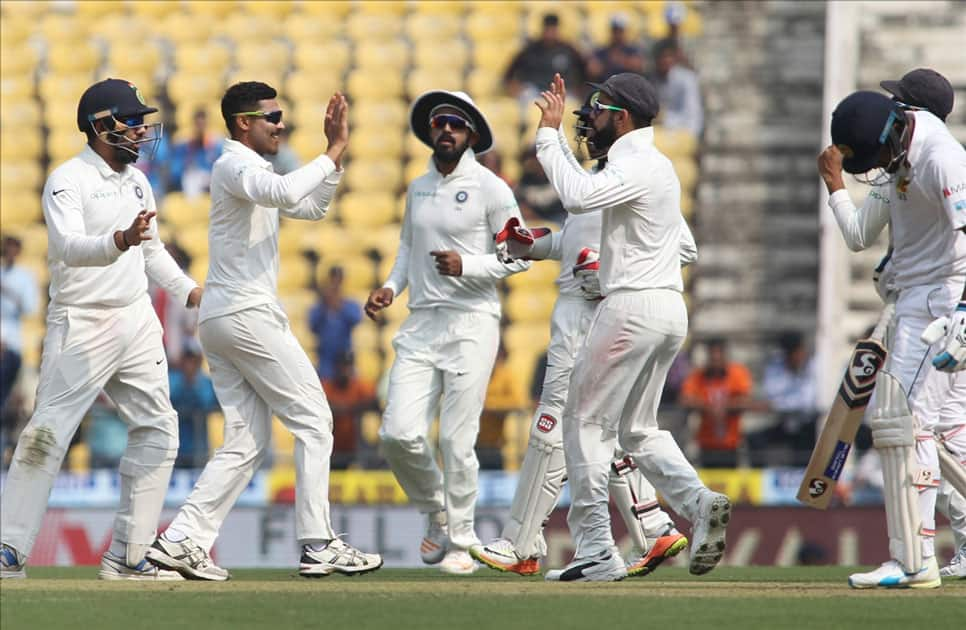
[233,110,283,124]
[430,113,474,131]
[118,115,145,127]
[590,92,626,114]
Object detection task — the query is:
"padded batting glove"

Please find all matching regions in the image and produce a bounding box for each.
[921,302,966,372]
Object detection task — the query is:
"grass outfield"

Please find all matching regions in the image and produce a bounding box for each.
[2,567,964,630]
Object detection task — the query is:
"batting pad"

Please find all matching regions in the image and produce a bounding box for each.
[503,435,566,559]
[938,439,966,499]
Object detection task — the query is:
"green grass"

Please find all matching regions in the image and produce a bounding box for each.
[3,567,964,630]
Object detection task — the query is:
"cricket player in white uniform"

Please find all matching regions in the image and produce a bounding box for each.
[818,89,966,588]
[145,82,382,580]
[473,94,693,577]
[0,79,199,581]
[522,73,730,582]
[365,91,529,575]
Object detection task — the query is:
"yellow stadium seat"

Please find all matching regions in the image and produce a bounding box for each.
[412,39,469,72]
[235,42,291,74]
[353,99,408,129]
[39,73,94,106]
[585,4,644,46]
[207,412,225,452]
[354,40,411,72]
[466,68,503,100]
[680,190,694,220]
[524,4,583,42]
[167,74,227,108]
[338,192,398,229]
[74,1,119,18]
[278,288,317,321]
[346,12,403,41]
[0,42,39,75]
[346,127,404,161]
[406,69,464,100]
[1,127,42,159]
[410,0,467,15]
[278,222,310,257]
[352,319,380,353]
[128,1,180,20]
[285,70,344,102]
[403,159,429,185]
[1,15,38,43]
[505,288,557,323]
[283,13,343,43]
[159,11,215,44]
[654,126,698,158]
[405,12,462,41]
[185,0,239,19]
[176,224,210,259]
[17,221,49,258]
[475,97,522,131]
[173,43,232,74]
[0,76,33,101]
[241,0,295,18]
[297,1,352,18]
[189,256,209,282]
[352,223,402,260]
[1,160,42,192]
[471,41,520,75]
[46,130,86,166]
[353,1,407,16]
[344,159,403,194]
[292,41,351,74]
[503,322,550,355]
[404,134,432,161]
[40,14,89,45]
[161,192,211,228]
[0,198,42,233]
[673,157,697,193]
[465,9,523,44]
[318,255,376,294]
[212,12,283,40]
[355,349,383,383]
[505,259,561,290]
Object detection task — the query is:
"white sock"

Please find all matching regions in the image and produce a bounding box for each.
[303,540,332,552]
[109,539,127,558]
[163,528,188,543]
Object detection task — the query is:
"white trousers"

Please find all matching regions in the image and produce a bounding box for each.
[563,289,706,559]
[937,375,966,550]
[168,304,336,551]
[1,296,178,557]
[379,308,500,550]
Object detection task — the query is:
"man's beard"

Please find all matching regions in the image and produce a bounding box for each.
[592,117,618,152]
[433,135,468,164]
[113,144,139,164]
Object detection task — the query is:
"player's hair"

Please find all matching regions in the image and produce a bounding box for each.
[221,81,277,136]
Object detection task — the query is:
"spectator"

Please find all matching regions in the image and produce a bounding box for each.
[504,13,587,102]
[266,126,301,175]
[476,344,527,470]
[749,331,820,467]
[587,14,645,83]
[321,352,378,470]
[169,107,223,197]
[308,265,363,381]
[150,241,199,364]
[168,340,219,469]
[647,38,703,136]
[515,146,566,225]
[679,338,755,468]
[0,236,38,412]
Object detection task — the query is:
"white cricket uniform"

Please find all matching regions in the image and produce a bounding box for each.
[828,111,966,558]
[379,149,528,550]
[166,139,343,550]
[536,126,710,559]
[0,145,197,557]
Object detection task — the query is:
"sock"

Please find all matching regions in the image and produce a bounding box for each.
[109,539,127,558]
[303,539,333,552]
[163,528,188,543]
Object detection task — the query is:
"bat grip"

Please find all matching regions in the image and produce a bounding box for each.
[870,300,896,342]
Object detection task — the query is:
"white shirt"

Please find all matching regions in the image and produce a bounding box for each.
[383,149,529,316]
[42,145,197,309]
[200,139,342,323]
[536,126,686,295]
[0,263,39,352]
[828,111,966,289]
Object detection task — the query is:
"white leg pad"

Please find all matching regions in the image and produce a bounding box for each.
[868,370,922,572]
[937,437,966,499]
[501,416,566,559]
[609,455,649,554]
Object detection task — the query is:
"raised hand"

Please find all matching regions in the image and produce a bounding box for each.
[324,92,349,164]
[817,144,845,193]
[535,73,566,129]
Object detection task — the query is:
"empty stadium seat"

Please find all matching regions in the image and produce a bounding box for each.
[405,12,463,42]
[46,41,101,75]
[291,41,351,74]
[406,68,464,100]
[505,259,561,290]
[505,288,557,323]
[338,191,399,229]
[344,159,403,194]
[413,39,469,72]
[346,12,403,41]
[349,127,405,161]
[345,68,405,101]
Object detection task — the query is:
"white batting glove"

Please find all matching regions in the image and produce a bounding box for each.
[921,302,966,372]
[573,247,602,300]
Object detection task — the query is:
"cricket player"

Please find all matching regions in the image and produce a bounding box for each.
[145,82,382,580]
[365,90,529,575]
[0,78,200,580]
[817,89,966,588]
[472,93,692,577]
[524,73,730,582]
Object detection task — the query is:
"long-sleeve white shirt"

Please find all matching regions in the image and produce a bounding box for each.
[200,139,342,323]
[383,149,529,316]
[535,126,686,294]
[41,145,197,309]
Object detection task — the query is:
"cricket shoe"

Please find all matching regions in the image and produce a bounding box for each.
[849,557,941,589]
[545,549,627,582]
[439,549,478,575]
[420,511,448,565]
[0,544,26,579]
[145,533,230,581]
[299,539,383,577]
[939,545,966,579]
[470,539,541,576]
[98,552,184,581]
[627,527,689,578]
[688,491,731,575]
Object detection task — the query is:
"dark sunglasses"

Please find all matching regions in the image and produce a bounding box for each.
[234,110,283,125]
[430,114,474,131]
[118,115,145,127]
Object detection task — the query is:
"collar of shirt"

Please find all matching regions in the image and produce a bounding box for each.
[222,138,274,171]
[424,146,478,182]
[80,144,139,182]
[605,127,655,162]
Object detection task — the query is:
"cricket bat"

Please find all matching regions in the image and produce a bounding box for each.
[797,302,895,509]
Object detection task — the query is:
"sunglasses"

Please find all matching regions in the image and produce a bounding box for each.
[430,114,474,131]
[118,115,145,127]
[589,92,626,114]
[233,110,283,125]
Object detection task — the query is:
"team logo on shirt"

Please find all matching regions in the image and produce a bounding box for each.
[455,190,468,203]
[536,414,557,433]
[943,182,966,198]
[134,185,143,199]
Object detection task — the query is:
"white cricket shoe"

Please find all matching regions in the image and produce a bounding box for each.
[145,533,230,581]
[98,552,184,581]
[471,538,541,576]
[439,549,478,575]
[688,491,731,575]
[0,544,26,579]
[939,545,966,579]
[849,557,941,589]
[299,539,383,577]
[545,548,627,582]
[420,511,448,565]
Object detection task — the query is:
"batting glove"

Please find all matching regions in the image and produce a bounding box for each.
[921,302,966,372]
[573,247,602,300]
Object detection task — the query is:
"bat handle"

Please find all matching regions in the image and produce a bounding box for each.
[870,300,896,342]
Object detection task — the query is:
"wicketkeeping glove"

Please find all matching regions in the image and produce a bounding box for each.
[494,217,551,263]
[573,247,602,300]
[921,301,966,372]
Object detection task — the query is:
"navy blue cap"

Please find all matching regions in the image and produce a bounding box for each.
[77,78,158,133]
[831,91,904,174]
[587,73,659,122]
[880,68,953,122]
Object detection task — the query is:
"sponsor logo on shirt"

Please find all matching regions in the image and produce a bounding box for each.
[90,190,119,200]
[942,182,966,198]
[869,189,890,204]
[536,414,557,433]
[414,190,436,198]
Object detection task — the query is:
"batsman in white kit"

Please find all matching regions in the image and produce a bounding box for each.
[0,79,200,580]
[365,90,529,575]
[145,82,382,580]
[818,89,966,588]
[472,92,694,577]
[522,74,730,582]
